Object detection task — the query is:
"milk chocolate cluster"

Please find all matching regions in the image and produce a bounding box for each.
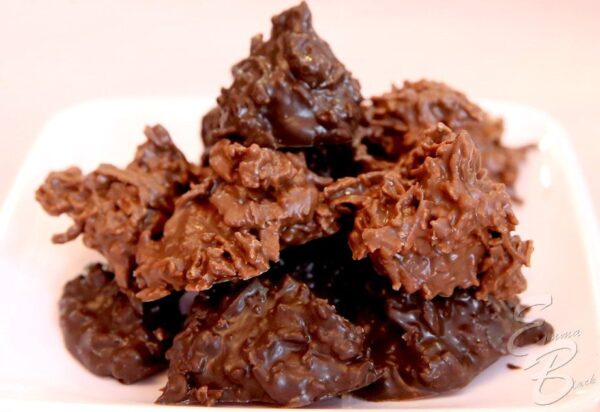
[327,124,531,300]
[37,2,551,408]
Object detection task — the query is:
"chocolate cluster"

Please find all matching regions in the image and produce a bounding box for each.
[158,276,378,406]
[356,80,530,197]
[201,2,362,150]
[59,264,183,384]
[37,2,551,408]
[37,125,196,290]
[327,124,531,300]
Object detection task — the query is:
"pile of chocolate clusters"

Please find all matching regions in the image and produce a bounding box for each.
[36,2,552,407]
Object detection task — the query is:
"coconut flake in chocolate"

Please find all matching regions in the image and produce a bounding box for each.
[327,124,531,300]
[358,289,552,400]
[358,80,528,195]
[134,139,338,300]
[272,233,552,401]
[36,125,195,289]
[34,2,556,407]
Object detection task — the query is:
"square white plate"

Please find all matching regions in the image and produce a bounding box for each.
[0,98,598,412]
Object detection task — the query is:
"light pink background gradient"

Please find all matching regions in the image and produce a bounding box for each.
[1,0,599,220]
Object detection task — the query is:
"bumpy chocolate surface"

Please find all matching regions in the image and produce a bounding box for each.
[37,3,555,406]
[158,276,378,406]
[272,233,552,401]
[358,290,552,401]
[134,139,338,301]
[36,125,195,289]
[358,80,528,194]
[59,264,183,384]
[327,125,531,300]
[201,2,362,149]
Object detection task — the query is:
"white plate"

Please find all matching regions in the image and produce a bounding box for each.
[0,98,598,412]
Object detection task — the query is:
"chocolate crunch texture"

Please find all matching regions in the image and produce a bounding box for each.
[35,1,553,408]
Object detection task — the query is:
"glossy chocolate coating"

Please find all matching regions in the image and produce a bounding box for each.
[59,264,183,384]
[37,3,555,406]
[357,290,552,400]
[202,2,362,149]
[272,233,553,401]
[158,276,378,406]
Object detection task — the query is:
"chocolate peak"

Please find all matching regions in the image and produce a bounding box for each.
[202,2,362,149]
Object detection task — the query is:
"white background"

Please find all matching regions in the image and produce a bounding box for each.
[1,0,599,221]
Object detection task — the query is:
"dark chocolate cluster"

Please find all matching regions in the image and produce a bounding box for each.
[158,276,378,407]
[201,2,362,150]
[37,1,552,408]
[59,264,183,384]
